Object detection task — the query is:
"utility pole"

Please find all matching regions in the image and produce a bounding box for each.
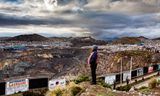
[130,57,133,81]
[120,57,123,86]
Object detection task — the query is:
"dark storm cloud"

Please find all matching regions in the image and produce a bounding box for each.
[1,10,160,39]
[78,12,131,28]
[75,12,160,39]
[0,13,71,26]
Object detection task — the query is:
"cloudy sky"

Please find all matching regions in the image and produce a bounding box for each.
[0,0,160,39]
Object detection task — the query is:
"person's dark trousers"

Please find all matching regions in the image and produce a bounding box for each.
[126,80,129,85]
[90,63,97,84]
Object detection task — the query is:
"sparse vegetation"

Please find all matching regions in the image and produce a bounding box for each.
[139,86,148,90]
[116,85,131,92]
[69,84,84,96]
[157,79,160,85]
[97,91,115,96]
[97,79,112,89]
[138,86,151,95]
[50,88,63,96]
[73,75,90,84]
[138,78,160,95]
[118,50,153,57]
[46,82,84,96]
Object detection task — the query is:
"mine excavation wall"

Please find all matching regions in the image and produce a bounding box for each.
[0,48,160,95]
[1,48,160,81]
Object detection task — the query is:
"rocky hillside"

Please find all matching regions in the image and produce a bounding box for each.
[112,37,148,44]
[1,47,160,80]
[69,37,107,47]
[0,48,90,79]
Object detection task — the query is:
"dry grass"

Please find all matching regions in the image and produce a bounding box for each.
[149,78,158,89]
[46,82,84,96]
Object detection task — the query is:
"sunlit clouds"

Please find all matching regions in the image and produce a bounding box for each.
[0,0,160,39]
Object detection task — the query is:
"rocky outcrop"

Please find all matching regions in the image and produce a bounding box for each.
[13,62,31,74]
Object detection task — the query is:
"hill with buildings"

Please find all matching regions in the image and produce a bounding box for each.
[50,36,108,47]
[112,36,148,44]
[69,37,107,47]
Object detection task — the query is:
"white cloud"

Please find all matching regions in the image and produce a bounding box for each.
[0,25,90,37]
[0,0,160,38]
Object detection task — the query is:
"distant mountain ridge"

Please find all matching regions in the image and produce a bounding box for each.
[1,34,157,45]
[152,37,160,40]
[6,34,48,41]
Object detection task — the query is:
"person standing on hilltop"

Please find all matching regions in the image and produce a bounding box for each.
[88,45,98,85]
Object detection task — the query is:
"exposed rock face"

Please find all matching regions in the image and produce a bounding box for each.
[96,50,155,75]
[1,47,160,79]
[13,62,31,74]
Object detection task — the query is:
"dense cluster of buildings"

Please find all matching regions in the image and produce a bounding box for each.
[82,40,160,53]
[0,41,72,52]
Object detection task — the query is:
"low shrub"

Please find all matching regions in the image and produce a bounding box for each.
[70,86,84,96]
[116,85,131,92]
[148,78,158,89]
[47,82,84,96]
[47,87,63,96]
[66,82,84,96]
[138,87,151,95]
[139,86,148,90]
[157,79,160,85]
[53,88,63,96]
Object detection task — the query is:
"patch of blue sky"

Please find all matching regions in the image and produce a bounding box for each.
[0,0,22,4]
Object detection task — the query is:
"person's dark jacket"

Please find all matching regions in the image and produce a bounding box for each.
[88,51,98,64]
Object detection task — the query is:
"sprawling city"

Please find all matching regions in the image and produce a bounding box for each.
[0,0,160,96]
